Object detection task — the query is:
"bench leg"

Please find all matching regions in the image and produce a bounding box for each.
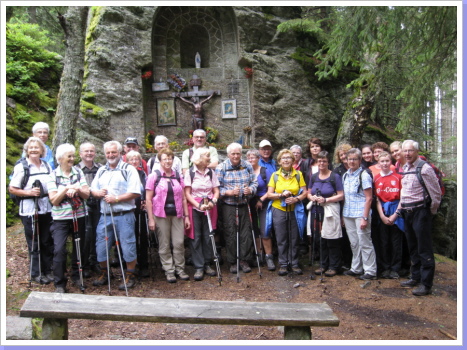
[284,326,312,340]
[41,318,68,340]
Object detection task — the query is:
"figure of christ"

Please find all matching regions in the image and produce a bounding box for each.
[177,92,216,130]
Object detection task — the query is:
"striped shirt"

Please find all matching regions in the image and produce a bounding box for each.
[216,159,258,205]
[47,167,88,220]
[400,157,442,213]
[342,167,373,218]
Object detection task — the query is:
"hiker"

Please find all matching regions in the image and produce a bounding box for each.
[146,148,191,283]
[184,147,220,281]
[181,129,219,175]
[9,137,54,285]
[48,144,89,293]
[216,143,258,274]
[147,135,182,174]
[342,148,377,281]
[307,151,344,278]
[91,141,141,291]
[122,137,148,175]
[258,140,277,174]
[74,142,103,278]
[266,149,307,276]
[22,122,56,170]
[399,140,442,296]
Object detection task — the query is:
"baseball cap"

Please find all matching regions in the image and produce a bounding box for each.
[124,137,139,145]
[259,140,272,148]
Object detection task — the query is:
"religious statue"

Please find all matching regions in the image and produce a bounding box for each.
[195,52,201,69]
[177,92,216,130]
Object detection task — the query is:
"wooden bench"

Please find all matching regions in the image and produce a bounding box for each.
[20,291,339,340]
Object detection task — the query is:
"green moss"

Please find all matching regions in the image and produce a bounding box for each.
[80,100,104,118]
[85,6,105,48]
[32,318,43,340]
[82,91,96,103]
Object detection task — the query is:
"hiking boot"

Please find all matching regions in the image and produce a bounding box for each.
[389,271,400,279]
[33,275,50,285]
[55,286,66,293]
[278,266,288,276]
[176,270,190,281]
[324,269,337,277]
[110,258,119,267]
[45,273,55,283]
[230,264,238,274]
[412,284,431,296]
[400,279,420,288]
[194,269,204,281]
[166,272,177,283]
[344,270,362,277]
[239,260,251,273]
[204,265,216,276]
[93,270,109,286]
[265,254,276,271]
[71,277,87,290]
[315,267,327,275]
[292,266,303,275]
[119,272,137,290]
[381,270,391,279]
[359,273,377,280]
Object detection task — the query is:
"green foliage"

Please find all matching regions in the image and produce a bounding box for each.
[6,22,63,104]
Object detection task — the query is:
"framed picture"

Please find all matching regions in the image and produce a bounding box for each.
[157,99,176,126]
[222,99,237,119]
[152,82,169,92]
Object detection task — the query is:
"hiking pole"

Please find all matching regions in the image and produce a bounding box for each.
[103,199,112,296]
[310,202,318,281]
[256,207,264,266]
[235,194,240,283]
[203,197,222,286]
[29,180,41,287]
[108,202,128,296]
[286,202,292,274]
[316,189,324,283]
[246,196,262,279]
[71,197,85,292]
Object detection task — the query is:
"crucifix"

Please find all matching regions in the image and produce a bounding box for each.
[173,74,221,130]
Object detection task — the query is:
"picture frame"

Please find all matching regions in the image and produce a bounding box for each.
[157,99,177,126]
[152,82,169,92]
[221,99,237,119]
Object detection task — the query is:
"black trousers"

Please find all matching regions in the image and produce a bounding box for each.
[320,237,342,271]
[379,221,403,272]
[83,203,100,269]
[190,208,214,270]
[135,209,149,270]
[402,207,435,288]
[51,217,86,288]
[21,213,54,277]
[221,203,253,264]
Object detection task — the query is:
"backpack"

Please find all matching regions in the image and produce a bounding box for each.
[272,172,301,187]
[154,169,181,188]
[342,167,373,193]
[189,167,213,184]
[400,160,444,205]
[259,166,268,184]
[310,171,338,195]
[9,158,52,204]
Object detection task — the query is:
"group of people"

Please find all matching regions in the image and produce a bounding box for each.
[9,123,442,297]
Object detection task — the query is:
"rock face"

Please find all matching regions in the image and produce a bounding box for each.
[79,6,349,154]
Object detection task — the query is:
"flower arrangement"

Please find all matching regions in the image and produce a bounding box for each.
[205,127,219,144]
[244,67,253,78]
[141,71,152,80]
[145,130,155,153]
[167,73,187,91]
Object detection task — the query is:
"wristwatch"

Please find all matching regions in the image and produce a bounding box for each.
[362,217,368,221]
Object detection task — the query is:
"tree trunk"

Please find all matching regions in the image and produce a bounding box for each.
[335,88,374,148]
[52,6,89,150]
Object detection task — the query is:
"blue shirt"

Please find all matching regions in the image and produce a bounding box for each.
[259,158,277,174]
[342,167,372,218]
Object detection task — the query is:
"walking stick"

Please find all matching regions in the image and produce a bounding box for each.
[103,201,112,295]
[107,202,128,296]
[29,180,42,287]
[256,207,264,266]
[316,189,324,283]
[310,203,318,281]
[144,210,157,281]
[246,196,262,278]
[71,196,85,292]
[203,197,222,286]
[286,202,292,274]
[235,195,240,283]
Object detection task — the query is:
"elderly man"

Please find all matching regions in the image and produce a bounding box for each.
[147,135,182,174]
[90,141,142,290]
[122,137,148,175]
[216,143,258,273]
[182,129,219,175]
[22,122,55,169]
[398,140,442,296]
[258,140,277,174]
[74,142,103,278]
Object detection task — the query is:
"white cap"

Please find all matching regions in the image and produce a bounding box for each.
[259,140,272,148]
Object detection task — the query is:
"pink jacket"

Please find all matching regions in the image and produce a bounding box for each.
[146,171,185,218]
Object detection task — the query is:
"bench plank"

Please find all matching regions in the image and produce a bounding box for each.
[21,292,339,327]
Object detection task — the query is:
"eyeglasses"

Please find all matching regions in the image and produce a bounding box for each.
[403,149,416,153]
[161,158,173,162]
[347,158,359,162]
[194,136,205,139]
[281,157,293,160]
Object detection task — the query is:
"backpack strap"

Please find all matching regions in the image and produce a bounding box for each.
[310,171,338,194]
[154,169,181,188]
[189,167,213,184]
[260,166,267,184]
[147,156,157,172]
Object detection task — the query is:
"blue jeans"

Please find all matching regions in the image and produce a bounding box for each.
[96,211,137,263]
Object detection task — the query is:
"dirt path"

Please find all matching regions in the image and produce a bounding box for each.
[5,222,458,341]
